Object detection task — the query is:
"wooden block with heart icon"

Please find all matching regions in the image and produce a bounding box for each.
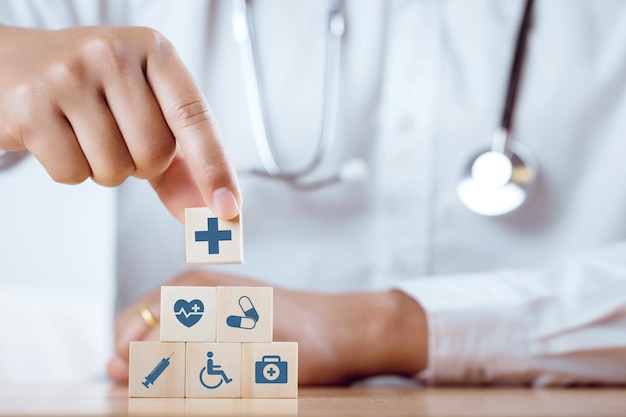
[160,286,217,342]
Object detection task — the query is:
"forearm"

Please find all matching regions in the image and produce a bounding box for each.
[272,286,428,385]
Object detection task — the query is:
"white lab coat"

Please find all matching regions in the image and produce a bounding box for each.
[1,0,626,385]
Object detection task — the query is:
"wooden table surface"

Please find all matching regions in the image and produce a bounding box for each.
[0,383,624,416]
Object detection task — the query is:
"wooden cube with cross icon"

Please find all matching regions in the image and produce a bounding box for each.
[185,207,243,265]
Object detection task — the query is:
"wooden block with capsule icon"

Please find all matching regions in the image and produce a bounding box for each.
[216,286,273,343]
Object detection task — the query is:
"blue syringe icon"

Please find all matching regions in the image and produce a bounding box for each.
[142,352,175,389]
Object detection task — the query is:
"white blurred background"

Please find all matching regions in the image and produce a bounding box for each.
[0,155,114,382]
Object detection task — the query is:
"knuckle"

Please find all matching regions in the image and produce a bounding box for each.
[170,98,214,131]
[142,27,176,59]
[79,32,129,75]
[43,57,87,91]
[7,93,37,148]
[92,175,124,187]
[133,136,176,179]
[91,165,134,187]
[49,163,90,185]
[10,81,48,128]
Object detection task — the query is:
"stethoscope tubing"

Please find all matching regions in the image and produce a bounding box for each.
[233,0,345,182]
[496,0,534,152]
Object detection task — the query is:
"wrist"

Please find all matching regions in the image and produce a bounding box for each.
[345,290,428,379]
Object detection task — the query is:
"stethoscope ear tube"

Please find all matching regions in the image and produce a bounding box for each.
[233,0,346,184]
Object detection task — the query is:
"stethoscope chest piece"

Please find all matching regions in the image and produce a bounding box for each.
[457,140,538,216]
[457,0,537,216]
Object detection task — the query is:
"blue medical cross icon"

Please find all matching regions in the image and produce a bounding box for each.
[195,217,232,255]
[266,367,277,377]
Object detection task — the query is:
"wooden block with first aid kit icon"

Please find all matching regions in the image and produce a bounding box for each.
[185,207,243,265]
[241,342,298,398]
[160,286,217,342]
[216,286,273,343]
[128,341,186,398]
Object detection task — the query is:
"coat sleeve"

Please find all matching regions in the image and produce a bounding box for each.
[395,241,626,385]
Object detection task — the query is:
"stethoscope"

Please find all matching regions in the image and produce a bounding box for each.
[232,0,538,215]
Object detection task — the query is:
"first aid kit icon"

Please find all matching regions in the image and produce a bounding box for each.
[255,355,288,384]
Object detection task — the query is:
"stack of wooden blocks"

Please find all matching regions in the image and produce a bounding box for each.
[128,208,298,398]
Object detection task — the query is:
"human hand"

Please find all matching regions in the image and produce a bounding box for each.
[107,270,428,385]
[0,25,240,221]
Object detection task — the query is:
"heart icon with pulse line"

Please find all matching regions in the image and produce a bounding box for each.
[174,299,204,327]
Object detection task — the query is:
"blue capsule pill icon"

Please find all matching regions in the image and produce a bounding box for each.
[226,295,260,330]
[239,296,259,321]
[226,314,257,329]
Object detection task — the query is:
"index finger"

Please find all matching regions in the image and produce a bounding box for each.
[144,33,241,219]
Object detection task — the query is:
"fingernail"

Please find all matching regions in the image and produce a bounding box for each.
[212,187,240,219]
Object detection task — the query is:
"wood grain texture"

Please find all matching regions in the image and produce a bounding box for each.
[2,383,626,416]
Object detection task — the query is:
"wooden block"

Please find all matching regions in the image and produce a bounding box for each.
[216,287,273,343]
[185,207,243,265]
[241,342,298,398]
[128,341,186,398]
[185,342,242,398]
[160,286,216,342]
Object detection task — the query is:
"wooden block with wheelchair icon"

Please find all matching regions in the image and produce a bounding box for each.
[129,286,298,398]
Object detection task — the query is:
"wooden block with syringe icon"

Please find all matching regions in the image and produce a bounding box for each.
[128,208,298,398]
